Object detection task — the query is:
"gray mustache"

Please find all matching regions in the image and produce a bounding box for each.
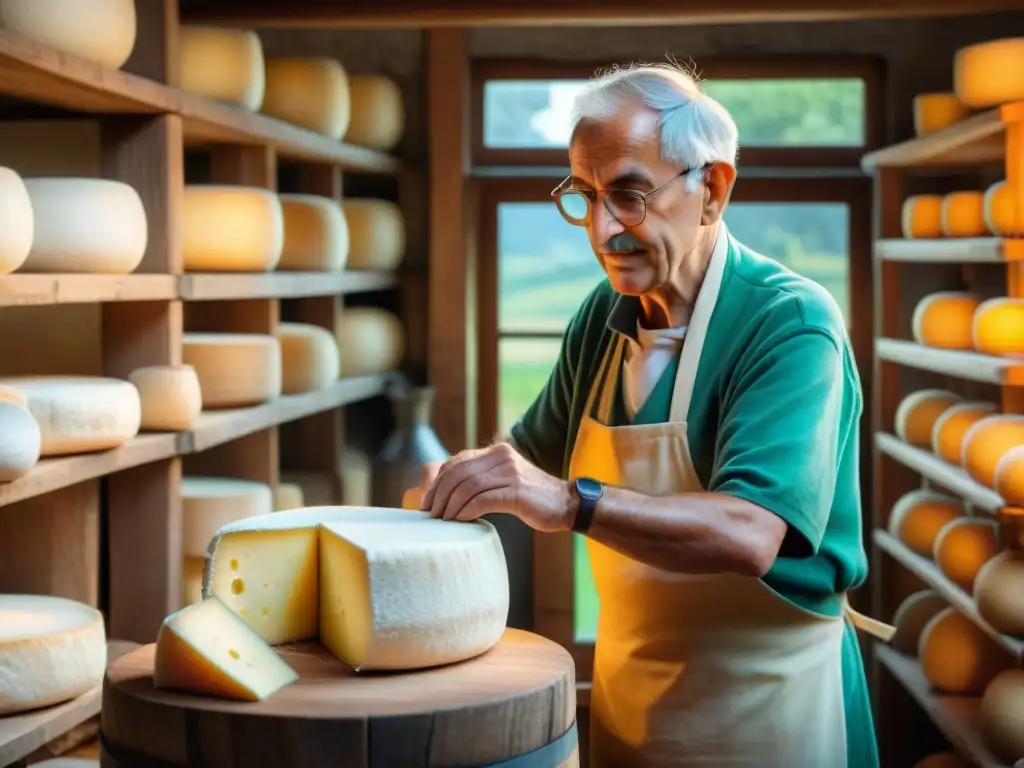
[603,233,645,252]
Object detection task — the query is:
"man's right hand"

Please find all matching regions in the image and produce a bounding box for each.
[401,461,444,510]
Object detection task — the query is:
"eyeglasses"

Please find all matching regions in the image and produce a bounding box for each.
[551,164,711,228]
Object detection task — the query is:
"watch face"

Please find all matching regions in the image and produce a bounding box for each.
[577,477,603,500]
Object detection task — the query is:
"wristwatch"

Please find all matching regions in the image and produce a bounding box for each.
[571,477,604,534]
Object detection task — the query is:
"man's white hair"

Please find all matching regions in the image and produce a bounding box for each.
[570,62,739,194]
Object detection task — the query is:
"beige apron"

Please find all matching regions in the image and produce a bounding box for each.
[569,233,893,768]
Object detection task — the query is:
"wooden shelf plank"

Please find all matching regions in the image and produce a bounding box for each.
[874,530,1024,660]
[875,432,1006,512]
[875,238,1024,264]
[861,107,1010,171]
[0,275,178,307]
[179,270,398,301]
[876,339,1024,386]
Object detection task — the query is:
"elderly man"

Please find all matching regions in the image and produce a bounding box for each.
[409,62,892,767]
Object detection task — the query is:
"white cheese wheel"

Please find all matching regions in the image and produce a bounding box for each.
[913,93,971,137]
[182,556,204,608]
[0,376,141,457]
[895,389,961,448]
[178,26,265,111]
[128,365,202,432]
[182,333,282,409]
[954,37,1024,109]
[932,401,999,466]
[183,186,283,272]
[962,414,1024,488]
[912,292,981,351]
[342,199,405,271]
[0,594,107,715]
[941,192,987,238]
[981,668,1024,764]
[972,298,1024,358]
[0,0,136,70]
[932,517,1001,593]
[0,166,32,275]
[182,476,273,558]
[278,194,349,272]
[335,307,405,377]
[891,589,948,657]
[274,482,304,512]
[21,178,147,274]
[919,606,1011,694]
[262,58,351,139]
[901,195,944,240]
[276,322,340,395]
[0,399,41,482]
[975,550,1024,635]
[345,75,405,151]
[995,444,1024,505]
[887,489,964,557]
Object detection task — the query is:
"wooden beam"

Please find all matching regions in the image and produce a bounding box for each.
[179,0,1019,28]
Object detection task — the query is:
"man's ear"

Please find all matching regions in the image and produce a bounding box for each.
[701,162,737,225]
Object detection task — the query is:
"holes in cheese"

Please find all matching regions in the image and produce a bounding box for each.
[278,194,349,272]
[128,365,202,432]
[0,594,107,715]
[981,668,1024,765]
[335,307,405,377]
[182,556,204,607]
[183,186,284,272]
[276,322,341,395]
[983,181,1022,237]
[954,37,1024,109]
[0,0,136,70]
[919,606,1012,694]
[0,166,32,275]
[0,376,141,457]
[262,58,351,139]
[975,550,1024,635]
[21,179,147,274]
[0,399,41,482]
[911,292,981,350]
[179,26,266,111]
[932,517,1000,593]
[972,298,1024,358]
[895,389,961,447]
[154,597,298,702]
[900,195,944,240]
[891,589,948,657]
[182,477,273,559]
[345,75,405,151]
[912,93,971,137]
[887,489,964,557]
[932,401,999,465]
[274,482,305,512]
[183,333,282,409]
[941,192,987,238]
[995,444,1024,505]
[342,199,406,271]
[962,414,1024,488]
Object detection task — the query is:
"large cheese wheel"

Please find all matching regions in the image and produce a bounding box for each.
[913,754,971,768]
[919,606,1011,694]
[983,181,1022,237]
[274,482,304,512]
[183,186,283,272]
[21,179,147,274]
[345,76,405,151]
[895,389,961,447]
[0,166,32,274]
[954,37,1024,109]
[0,376,141,457]
[901,195,944,240]
[995,444,1024,505]
[178,26,265,111]
[0,399,41,481]
[975,550,1024,635]
[912,292,981,350]
[0,0,136,70]
[933,517,1001,592]
[262,58,351,139]
[913,93,971,137]
[278,194,349,272]
[981,668,1024,764]
[891,589,949,656]
[0,594,107,715]
[182,476,274,558]
[342,199,406,271]
[335,307,405,376]
[182,333,282,409]
[941,192,987,238]
[932,401,999,465]
[0,385,26,408]
[128,365,202,432]
[972,298,1024,358]
[962,414,1024,488]
[888,489,964,556]
[182,556,204,607]
[276,322,341,395]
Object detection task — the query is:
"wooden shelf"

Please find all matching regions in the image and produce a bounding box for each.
[875,238,1024,264]
[0,274,178,307]
[179,270,398,301]
[876,339,1024,386]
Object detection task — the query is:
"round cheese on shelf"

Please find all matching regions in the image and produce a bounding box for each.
[0,376,141,457]
[182,556,204,608]
[981,668,1024,764]
[912,93,971,137]
[0,594,107,715]
[891,590,949,657]
[183,186,284,273]
[0,166,32,275]
[983,181,1023,237]
[0,399,41,482]
[911,292,981,350]
[919,606,1011,694]
[972,298,1024,358]
[342,199,406,271]
[344,75,405,151]
[21,178,147,274]
[0,385,27,409]
[933,517,1000,593]
[941,192,987,238]
[276,322,341,395]
[887,489,964,557]
[953,37,1024,109]
[182,477,274,558]
[0,0,136,70]
[178,26,265,111]
[274,482,304,512]
[901,195,943,240]
[975,549,1024,635]
[913,754,971,768]
[962,414,1024,488]
[995,444,1024,505]
[262,58,350,139]
[182,333,282,409]
[895,389,961,447]
[128,365,202,432]
[932,401,999,465]
[278,194,349,272]
[335,307,405,377]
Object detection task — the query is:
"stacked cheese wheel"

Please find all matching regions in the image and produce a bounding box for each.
[910,291,1024,359]
[0,0,137,69]
[902,182,1022,240]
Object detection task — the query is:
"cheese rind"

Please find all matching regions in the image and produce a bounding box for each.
[278,194,349,272]
[932,401,999,466]
[887,489,964,557]
[342,199,406,271]
[975,550,1024,635]
[981,668,1024,764]
[932,517,1000,593]
[0,0,136,70]
[179,26,265,111]
[0,400,41,482]
[276,322,341,394]
[274,482,305,512]
[891,589,948,657]
[182,333,282,409]
[345,76,405,151]
[912,93,970,136]
[183,186,284,272]
[182,477,274,558]
[995,444,1024,506]
[911,292,981,350]
[962,414,1024,488]
[941,192,987,238]
[335,307,405,376]
[262,58,351,139]
[983,181,1022,237]
[954,37,1024,109]
[895,389,961,447]
[972,298,1024,358]
[0,166,32,275]
[919,606,1011,694]
[129,365,203,432]
[901,195,944,240]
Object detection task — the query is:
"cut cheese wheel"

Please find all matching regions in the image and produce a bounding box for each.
[932,401,999,465]
[941,192,987,238]
[913,754,971,768]
[183,333,282,409]
[901,195,943,240]
[933,517,1001,592]
[21,179,147,274]
[0,376,141,457]
[891,589,948,657]
[154,597,298,702]
[981,668,1024,764]
[178,26,265,111]
[262,58,351,139]
[895,389,961,447]
[278,194,349,272]
[279,472,337,507]
[343,199,406,271]
[335,307,405,376]
[0,594,107,714]
[182,556,204,607]
[913,93,971,137]
[341,447,371,506]
[887,489,964,557]
[276,322,340,395]
[975,550,1024,635]
[182,477,274,558]
[128,365,202,432]
[274,482,304,512]
[183,186,283,272]
[0,166,32,274]
[954,37,1024,109]
[972,298,1024,358]
[995,444,1024,505]
[0,399,41,482]
[0,385,27,409]
[345,76,405,151]
[962,414,1024,488]
[919,606,1011,694]
[0,0,136,70]
[912,292,981,350]
[983,181,1023,237]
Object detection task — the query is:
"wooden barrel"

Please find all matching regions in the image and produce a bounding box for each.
[100,628,578,768]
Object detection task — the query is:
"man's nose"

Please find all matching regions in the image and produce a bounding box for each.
[589,199,625,245]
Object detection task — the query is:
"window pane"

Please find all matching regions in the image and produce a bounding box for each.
[575,534,598,643]
[497,336,562,435]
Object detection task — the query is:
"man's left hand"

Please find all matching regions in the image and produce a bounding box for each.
[421,443,576,533]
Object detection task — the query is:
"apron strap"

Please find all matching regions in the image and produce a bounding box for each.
[582,335,627,426]
[843,602,896,642]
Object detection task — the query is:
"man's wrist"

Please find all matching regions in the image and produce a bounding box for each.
[560,479,580,532]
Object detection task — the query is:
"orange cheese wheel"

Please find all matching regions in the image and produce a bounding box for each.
[983,181,1023,237]
[981,668,1024,765]
[962,415,1024,488]
[891,589,949,657]
[895,389,962,447]
[972,298,1024,358]
[919,607,1012,694]
[995,444,1024,505]
[888,489,965,557]
[953,37,1024,109]
[941,192,987,238]
[932,401,999,465]
[975,550,1024,635]
[933,517,1001,592]
[901,195,944,239]
[913,93,971,137]
[912,292,982,350]
[913,754,971,768]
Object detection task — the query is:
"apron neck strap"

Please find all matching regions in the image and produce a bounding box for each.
[582,335,626,425]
